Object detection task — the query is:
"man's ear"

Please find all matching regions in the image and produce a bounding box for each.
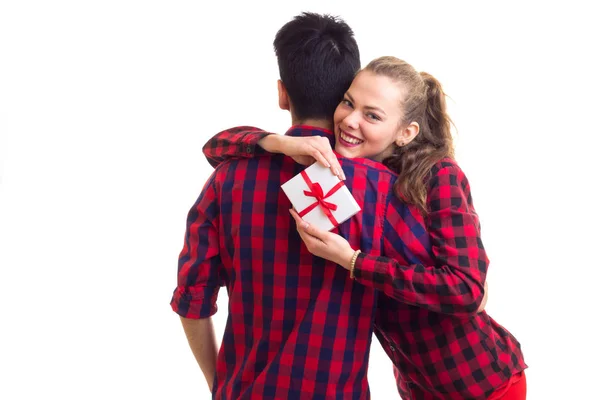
[278,80,290,111]
[395,121,420,146]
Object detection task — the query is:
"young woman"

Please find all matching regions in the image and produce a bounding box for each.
[202,57,527,399]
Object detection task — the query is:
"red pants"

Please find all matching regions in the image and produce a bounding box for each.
[490,371,527,400]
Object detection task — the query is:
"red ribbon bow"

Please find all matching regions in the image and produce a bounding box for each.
[297,170,345,227]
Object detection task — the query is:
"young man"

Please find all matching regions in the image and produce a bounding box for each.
[170,13,431,399]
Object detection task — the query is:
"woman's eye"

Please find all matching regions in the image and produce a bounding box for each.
[341,99,353,108]
[367,113,381,121]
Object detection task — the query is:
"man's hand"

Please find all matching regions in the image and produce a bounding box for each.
[259,135,345,179]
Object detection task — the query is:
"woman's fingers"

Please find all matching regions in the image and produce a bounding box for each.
[300,220,330,242]
[290,208,332,242]
[310,147,332,170]
[289,208,308,228]
[289,209,325,254]
[313,140,345,180]
[283,136,344,179]
[297,226,323,249]
[477,281,489,313]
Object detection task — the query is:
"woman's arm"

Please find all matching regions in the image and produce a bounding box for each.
[357,163,488,316]
[290,163,488,317]
[202,126,344,178]
[201,126,272,168]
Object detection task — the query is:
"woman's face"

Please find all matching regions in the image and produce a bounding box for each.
[333,70,405,162]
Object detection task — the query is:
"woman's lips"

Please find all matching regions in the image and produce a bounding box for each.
[339,130,364,147]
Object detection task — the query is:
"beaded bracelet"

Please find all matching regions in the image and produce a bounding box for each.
[349,249,361,279]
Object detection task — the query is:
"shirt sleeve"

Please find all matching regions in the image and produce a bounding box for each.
[170,172,223,319]
[353,164,488,317]
[202,126,274,168]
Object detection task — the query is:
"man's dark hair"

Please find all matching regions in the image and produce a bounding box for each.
[274,12,360,121]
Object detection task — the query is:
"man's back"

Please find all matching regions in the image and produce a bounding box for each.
[172,127,407,399]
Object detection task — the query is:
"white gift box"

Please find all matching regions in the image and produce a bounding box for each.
[281,163,361,231]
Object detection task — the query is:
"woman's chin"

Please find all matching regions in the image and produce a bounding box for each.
[334,146,354,159]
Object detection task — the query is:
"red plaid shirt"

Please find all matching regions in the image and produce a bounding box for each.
[172,126,431,399]
[202,127,527,399]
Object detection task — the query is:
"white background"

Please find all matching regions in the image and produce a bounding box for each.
[1,1,598,399]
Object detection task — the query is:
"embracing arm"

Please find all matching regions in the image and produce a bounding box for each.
[170,173,223,390]
[202,126,344,178]
[353,164,488,317]
[202,126,273,168]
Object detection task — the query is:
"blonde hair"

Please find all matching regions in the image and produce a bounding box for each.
[364,56,454,214]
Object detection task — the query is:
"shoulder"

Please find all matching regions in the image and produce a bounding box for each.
[340,157,397,179]
[219,125,266,134]
[213,153,293,180]
[429,158,470,189]
[430,157,465,177]
[427,158,476,211]
[341,158,398,201]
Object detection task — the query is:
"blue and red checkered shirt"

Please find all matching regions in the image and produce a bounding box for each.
[201,126,527,399]
[172,126,431,399]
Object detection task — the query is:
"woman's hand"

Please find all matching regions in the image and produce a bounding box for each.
[259,135,345,179]
[289,209,355,268]
[477,281,488,313]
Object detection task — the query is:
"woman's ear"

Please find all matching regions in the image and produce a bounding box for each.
[396,121,419,146]
[277,80,290,111]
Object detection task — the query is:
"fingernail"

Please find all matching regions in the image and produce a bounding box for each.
[302,222,309,229]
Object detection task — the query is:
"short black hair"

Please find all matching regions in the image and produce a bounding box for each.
[274,12,360,120]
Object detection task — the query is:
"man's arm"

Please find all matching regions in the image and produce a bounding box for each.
[180,317,218,391]
[170,172,222,390]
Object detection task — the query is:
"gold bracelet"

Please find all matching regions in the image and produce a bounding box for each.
[349,249,361,279]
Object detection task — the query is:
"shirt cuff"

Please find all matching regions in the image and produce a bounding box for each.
[353,252,389,289]
[237,131,273,157]
[170,285,219,319]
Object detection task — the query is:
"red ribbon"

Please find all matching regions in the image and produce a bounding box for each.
[297,170,345,227]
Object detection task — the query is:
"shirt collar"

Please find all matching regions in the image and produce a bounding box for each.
[285,125,335,148]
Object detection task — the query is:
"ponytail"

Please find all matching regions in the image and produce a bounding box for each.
[420,72,454,160]
[365,57,454,214]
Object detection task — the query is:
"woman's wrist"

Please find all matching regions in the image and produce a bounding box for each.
[339,247,358,270]
[349,250,361,279]
[257,134,282,154]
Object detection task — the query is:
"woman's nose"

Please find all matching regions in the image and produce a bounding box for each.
[343,111,360,130]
